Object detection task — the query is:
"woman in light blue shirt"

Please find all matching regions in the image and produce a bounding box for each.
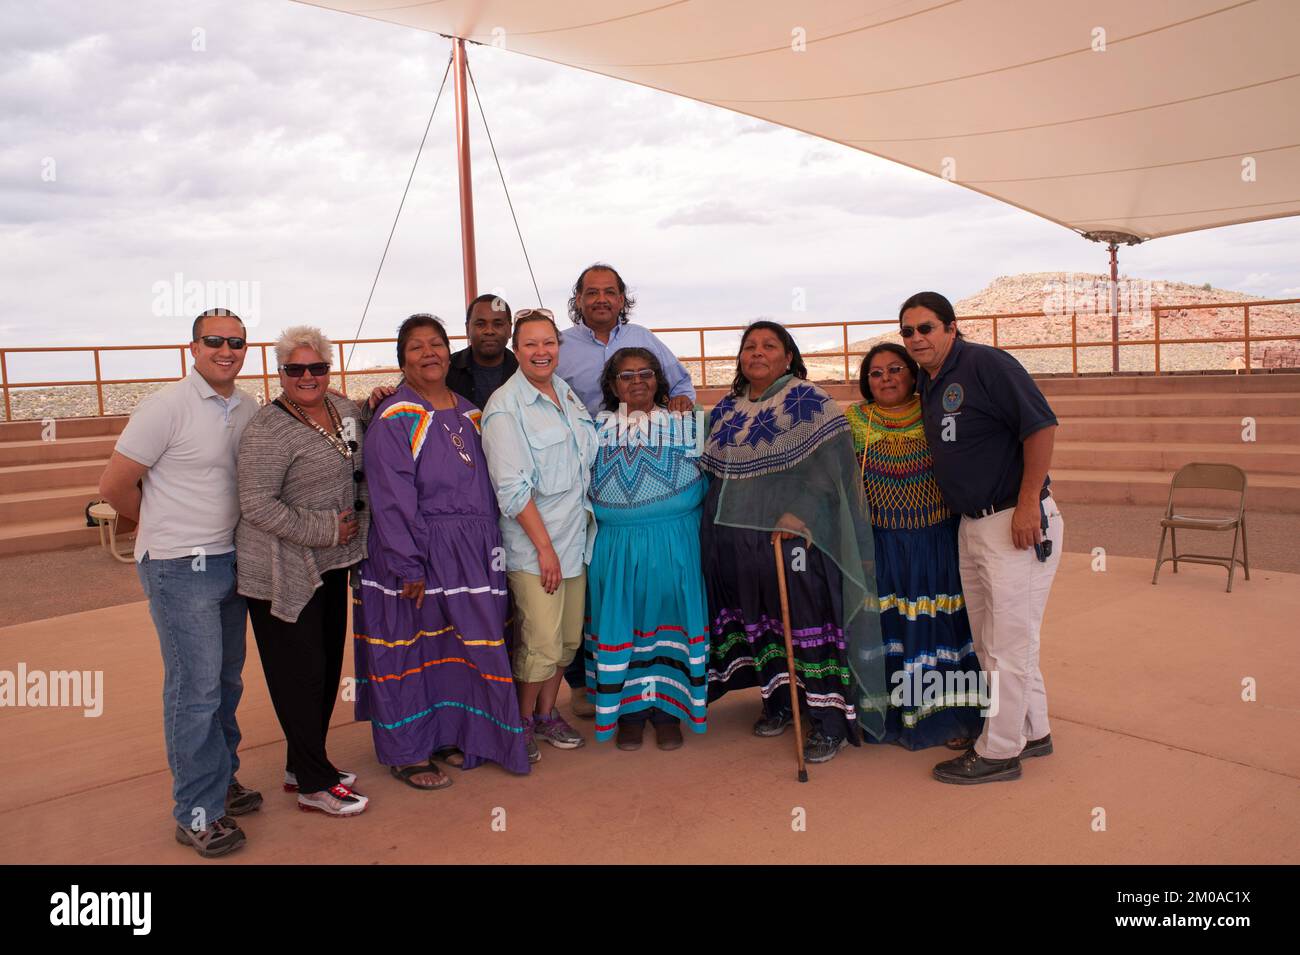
[482,309,599,763]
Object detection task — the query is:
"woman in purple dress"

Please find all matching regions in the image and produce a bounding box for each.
[354,314,530,789]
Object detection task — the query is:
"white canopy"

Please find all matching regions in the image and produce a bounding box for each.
[294,0,1300,240]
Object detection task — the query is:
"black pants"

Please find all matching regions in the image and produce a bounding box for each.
[563,649,585,689]
[247,568,349,795]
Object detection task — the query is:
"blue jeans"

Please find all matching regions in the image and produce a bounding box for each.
[137,552,247,828]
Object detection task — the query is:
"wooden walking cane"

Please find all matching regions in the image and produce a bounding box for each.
[772,536,809,783]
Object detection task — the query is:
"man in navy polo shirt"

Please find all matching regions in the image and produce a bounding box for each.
[899,291,1064,785]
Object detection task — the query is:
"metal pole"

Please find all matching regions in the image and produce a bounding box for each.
[453,38,478,309]
[1109,241,1120,373]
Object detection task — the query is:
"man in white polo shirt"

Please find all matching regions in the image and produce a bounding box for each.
[99,308,261,857]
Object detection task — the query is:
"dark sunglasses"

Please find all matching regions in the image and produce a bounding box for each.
[616,369,656,382]
[281,362,331,378]
[198,335,247,350]
[867,364,908,379]
[899,323,938,338]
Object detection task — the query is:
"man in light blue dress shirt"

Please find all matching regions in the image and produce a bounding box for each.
[556,263,697,417]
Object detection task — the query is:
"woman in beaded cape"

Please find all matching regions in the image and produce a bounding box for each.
[699,321,887,763]
[354,315,530,789]
[846,342,984,750]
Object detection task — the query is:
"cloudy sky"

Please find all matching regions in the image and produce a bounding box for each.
[3,0,1299,380]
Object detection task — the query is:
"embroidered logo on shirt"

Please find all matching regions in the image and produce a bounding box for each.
[942,383,965,413]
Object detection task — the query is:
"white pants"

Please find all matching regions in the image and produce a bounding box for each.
[958,495,1063,760]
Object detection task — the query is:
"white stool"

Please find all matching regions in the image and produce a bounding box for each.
[88,502,135,564]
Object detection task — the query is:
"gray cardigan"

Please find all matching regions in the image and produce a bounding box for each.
[235,395,370,622]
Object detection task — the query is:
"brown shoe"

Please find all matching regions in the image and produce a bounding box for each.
[616,719,645,751]
[570,685,597,719]
[174,815,246,858]
[654,719,683,751]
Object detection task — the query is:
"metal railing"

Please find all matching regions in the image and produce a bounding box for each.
[2,299,1298,420]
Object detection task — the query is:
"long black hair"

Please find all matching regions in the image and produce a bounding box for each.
[858,342,919,403]
[567,263,636,326]
[599,347,670,412]
[729,320,808,397]
[898,290,963,339]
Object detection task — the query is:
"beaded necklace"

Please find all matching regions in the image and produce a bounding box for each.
[439,414,474,468]
[281,394,354,459]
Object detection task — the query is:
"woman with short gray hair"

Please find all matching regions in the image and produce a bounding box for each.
[236,325,371,816]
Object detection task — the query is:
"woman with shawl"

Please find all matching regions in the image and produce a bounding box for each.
[700,321,886,762]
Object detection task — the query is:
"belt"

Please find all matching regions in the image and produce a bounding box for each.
[963,484,1050,520]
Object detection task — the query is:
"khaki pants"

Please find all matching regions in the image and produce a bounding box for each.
[958,495,1063,760]
[508,571,586,683]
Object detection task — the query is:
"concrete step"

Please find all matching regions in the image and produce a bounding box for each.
[0,459,110,493]
[0,416,127,441]
[1054,442,1300,476]
[1048,393,1300,418]
[1055,416,1300,445]
[0,516,105,558]
[0,435,120,467]
[0,484,101,524]
[1050,469,1300,512]
[1036,373,1300,396]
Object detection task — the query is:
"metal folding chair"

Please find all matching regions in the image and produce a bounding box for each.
[1151,463,1249,593]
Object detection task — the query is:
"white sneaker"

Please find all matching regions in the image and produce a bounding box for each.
[297,783,369,817]
[284,770,357,793]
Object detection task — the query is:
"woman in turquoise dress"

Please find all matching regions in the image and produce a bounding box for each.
[584,347,708,751]
[847,342,984,750]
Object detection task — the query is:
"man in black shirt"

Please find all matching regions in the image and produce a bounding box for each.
[447,294,517,408]
[900,291,1064,785]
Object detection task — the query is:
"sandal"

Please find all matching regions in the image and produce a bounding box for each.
[945,736,976,751]
[390,762,452,790]
[432,746,465,768]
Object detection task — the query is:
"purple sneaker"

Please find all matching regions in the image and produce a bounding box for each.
[533,709,586,749]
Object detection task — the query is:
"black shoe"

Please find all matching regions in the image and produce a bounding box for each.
[933,749,1022,785]
[804,731,848,763]
[174,815,246,858]
[752,708,794,738]
[225,777,263,816]
[1020,734,1053,759]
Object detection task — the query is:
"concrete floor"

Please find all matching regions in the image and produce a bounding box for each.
[1,552,1297,864]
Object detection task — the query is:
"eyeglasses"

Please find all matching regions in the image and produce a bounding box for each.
[867,364,908,379]
[514,308,555,320]
[281,362,331,378]
[899,323,938,338]
[198,335,247,350]
[616,369,656,382]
